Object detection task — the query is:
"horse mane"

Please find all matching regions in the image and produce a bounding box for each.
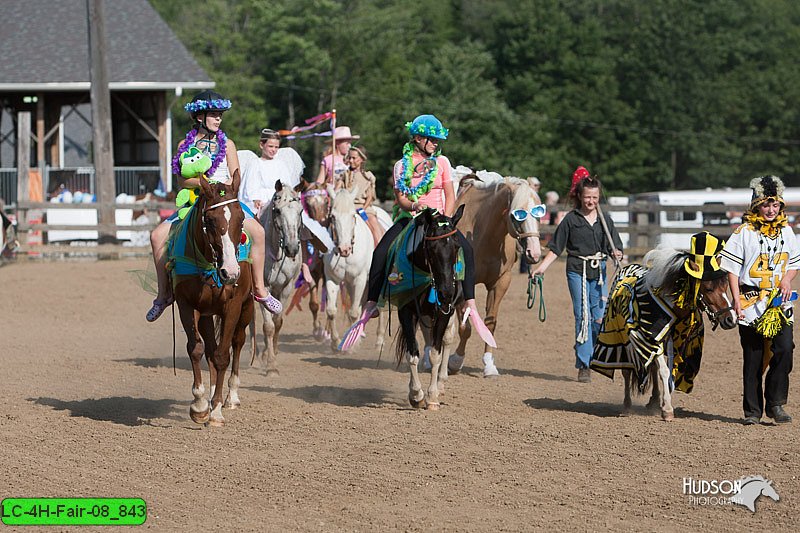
[642,246,689,295]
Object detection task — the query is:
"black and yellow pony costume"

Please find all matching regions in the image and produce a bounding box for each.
[591,232,726,393]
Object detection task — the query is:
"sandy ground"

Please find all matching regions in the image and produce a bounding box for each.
[1,258,798,532]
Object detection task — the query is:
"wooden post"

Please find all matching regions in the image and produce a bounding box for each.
[87,0,116,242]
[16,112,30,204]
[156,92,167,192]
[36,93,45,167]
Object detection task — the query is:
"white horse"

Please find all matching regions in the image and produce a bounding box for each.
[257,180,304,376]
[323,186,384,351]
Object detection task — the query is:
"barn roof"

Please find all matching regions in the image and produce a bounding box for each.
[0,0,213,91]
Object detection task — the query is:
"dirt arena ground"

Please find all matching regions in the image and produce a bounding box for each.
[1,257,798,531]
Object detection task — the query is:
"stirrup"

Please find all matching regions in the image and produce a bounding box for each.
[146,298,173,322]
[254,292,283,314]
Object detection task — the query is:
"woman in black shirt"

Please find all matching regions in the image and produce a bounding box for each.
[533,167,623,382]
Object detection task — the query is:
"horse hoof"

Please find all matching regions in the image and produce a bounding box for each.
[224,400,241,410]
[662,410,674,421]
[427,402,440,411]
[190,408,210,425]
[207,417,225,427]
[448,354,465,374]
[265,369,280,378]
[483,365,500,378]
[409,396,427,409]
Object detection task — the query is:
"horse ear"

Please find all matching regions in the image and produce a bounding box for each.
[276,180,283,192]
[230,169,241,196]
[451,203,465,227]
[199,176,214,198]
[295,181,305,193]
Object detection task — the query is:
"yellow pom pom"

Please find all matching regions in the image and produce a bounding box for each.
[755,306,788,338]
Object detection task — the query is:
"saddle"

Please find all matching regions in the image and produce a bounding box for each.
[378,219,464,310]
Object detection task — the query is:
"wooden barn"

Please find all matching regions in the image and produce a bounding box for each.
[0,0,213,206]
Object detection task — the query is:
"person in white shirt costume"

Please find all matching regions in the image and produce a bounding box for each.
[720,175,799,425]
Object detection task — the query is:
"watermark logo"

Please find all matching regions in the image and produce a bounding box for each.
[683,475,779,513]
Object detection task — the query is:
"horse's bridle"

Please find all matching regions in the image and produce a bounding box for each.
[269,196,300,261]
[697,290,735,331]
[200,197,240,269]
[329,211,357,253]
[420,226,459,316]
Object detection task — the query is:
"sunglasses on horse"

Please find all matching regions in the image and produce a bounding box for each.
[511,205,546,222]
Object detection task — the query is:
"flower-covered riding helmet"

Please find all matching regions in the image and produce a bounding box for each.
[184,90,232,118]
[406,114,449,140]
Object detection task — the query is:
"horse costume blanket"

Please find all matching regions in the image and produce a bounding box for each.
[378,219,464,310]
[590,264,705,393]
[167,204,252,289]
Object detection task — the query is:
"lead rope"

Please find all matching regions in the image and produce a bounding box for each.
[527,274,546,322]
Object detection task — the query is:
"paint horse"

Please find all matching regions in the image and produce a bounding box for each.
[447,175,543,377]
[590,238,737,420]
[298,182,331,340]
[323,186,385,351]
[257,180,304,376]
[393,206,465,409]
[169,176,254,427]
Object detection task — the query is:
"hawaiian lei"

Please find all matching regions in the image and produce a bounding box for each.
[395,142,439,202]
[171,128,228,179]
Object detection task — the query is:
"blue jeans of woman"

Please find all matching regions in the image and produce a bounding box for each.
[566,267,606,369]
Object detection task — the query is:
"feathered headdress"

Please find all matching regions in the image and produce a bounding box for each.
[749,175,785,211]
[570,166,590,195]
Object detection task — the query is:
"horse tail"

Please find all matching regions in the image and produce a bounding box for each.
[394,309,417,368]
[248,315,257,367]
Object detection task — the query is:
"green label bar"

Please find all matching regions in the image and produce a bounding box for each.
[1,498,146,526]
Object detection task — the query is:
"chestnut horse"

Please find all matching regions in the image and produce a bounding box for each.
[591,247,737,420]
[447,175,543,377]
[169,177,253,427]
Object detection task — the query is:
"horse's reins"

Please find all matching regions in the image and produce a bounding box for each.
[527,274,547,322]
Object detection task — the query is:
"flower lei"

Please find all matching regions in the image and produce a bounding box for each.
[171,128,228,180]
[184,99,231,114]
[395,142,439,202]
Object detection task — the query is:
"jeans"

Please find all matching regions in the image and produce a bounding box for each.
[566,268,606,369]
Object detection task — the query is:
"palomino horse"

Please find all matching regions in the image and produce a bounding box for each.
[396,206,465,409]
[257,180,303,376]
[447,175,543,377]
[170,176,254,427]
[323,186,385,351]
[591,246,737,420]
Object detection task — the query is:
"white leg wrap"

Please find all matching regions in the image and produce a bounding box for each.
[482,351,499,377]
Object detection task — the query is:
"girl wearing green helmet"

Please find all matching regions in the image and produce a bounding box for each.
[340,115,490,351]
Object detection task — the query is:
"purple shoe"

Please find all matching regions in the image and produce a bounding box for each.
[146,297,173,322]
[254,293,283,314]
